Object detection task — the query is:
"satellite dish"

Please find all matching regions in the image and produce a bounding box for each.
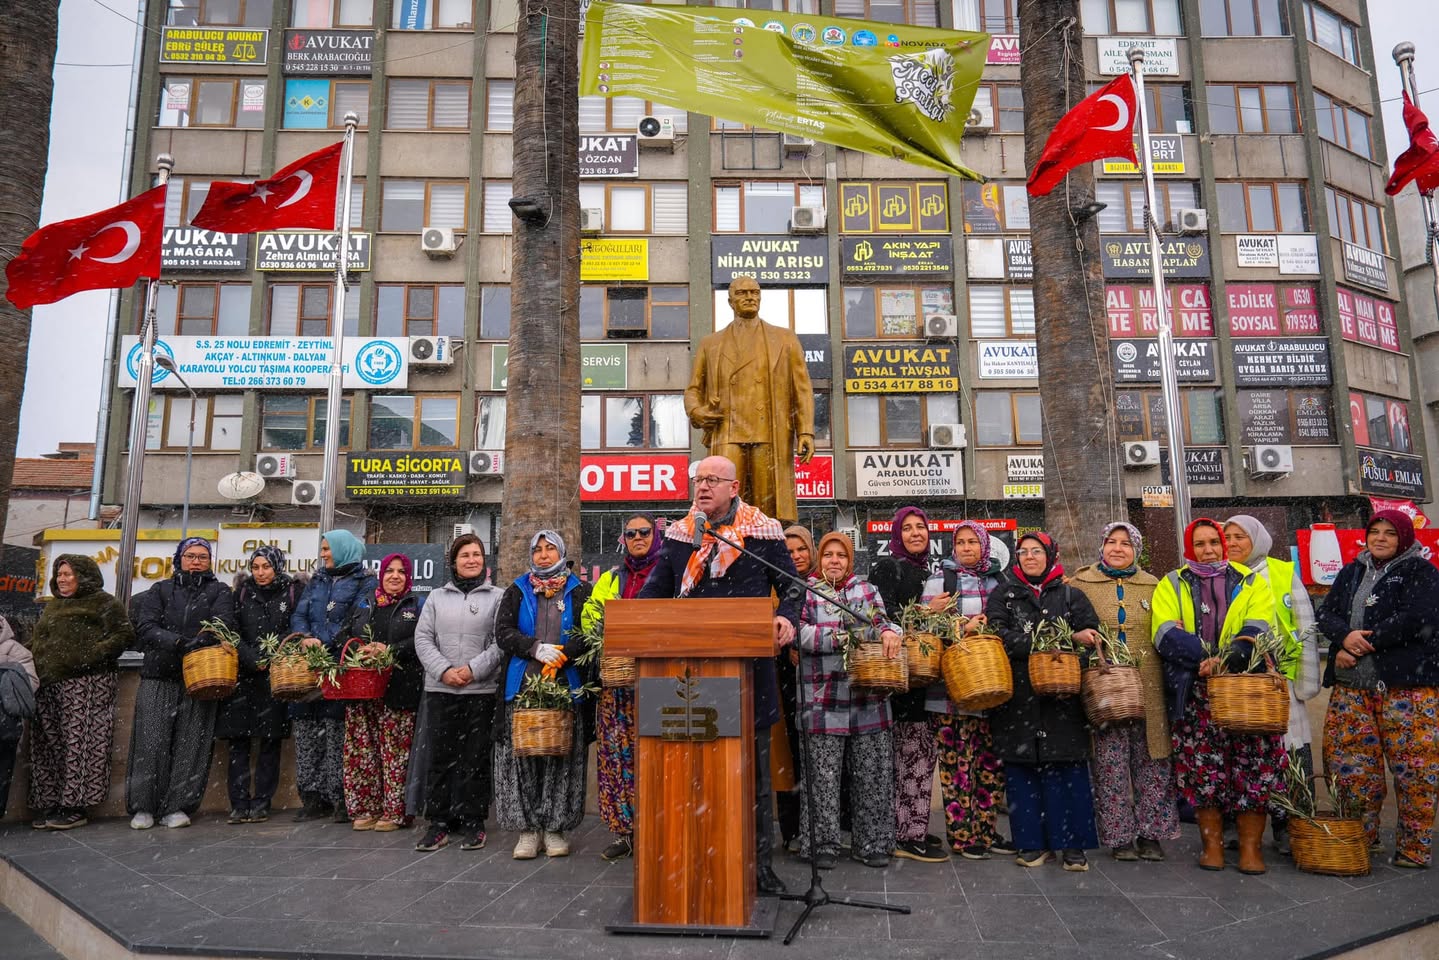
[218,471,266,501]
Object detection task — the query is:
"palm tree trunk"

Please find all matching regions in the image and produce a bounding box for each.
[1019,2,1128,566]
[0,1,60,543]
[499,0,582,580]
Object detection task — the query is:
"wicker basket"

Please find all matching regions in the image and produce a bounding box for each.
[904,632,943,688]
[321,639,392,701]
[941,634,1013,711]
[513,707,574,757]
[1290,816,1370,877]
[269,655,320,701]
[1029,650,1081,696]
[1081,646,1145,726]
[182,642,239,700]
[1207,672,1290,735]
[848,642,908,694]
[599,655,637,688]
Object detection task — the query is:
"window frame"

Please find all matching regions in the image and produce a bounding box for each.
[1197,0,1288,37]
[259,394,353,451]
[846,393,961,448]
[967,285,1035,338]
[166,0,274,27]
[289,0,372,28]
[970,391,1042,447]
[1081,0,1182,35]
[375,283,467,338]
[280,78,370,129]
[843,284,957,339]
[265,282,360,336]
[577,181,688,235]
[158,76,266,129]
[1301,1,1362,67]
[1114,388,1227,445]
[1313,90,1371,159]
[380,178,470,232]
[1205,83,1300,134]
[713,288,828,334]
[960,181,1030,234]
[1214,180,1309,233]
[145,282,253,337]
[367,393,463,451]
[833,0,939,26]
[1326,187,1387,253]
[712,180,826,234]
[389,0,476,29]
[1095,181,1199,234]
[150,394,246,452]
[580,392,690,450]
[385,78,472,131]
[579,284,690,340]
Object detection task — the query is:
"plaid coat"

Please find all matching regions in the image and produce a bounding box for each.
[797,577,899,736]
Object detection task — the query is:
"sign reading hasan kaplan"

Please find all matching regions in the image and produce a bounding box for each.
[844,343,959,392]
[345,453,466,499]
[1102,235,1210,279]
[712,236,828,285]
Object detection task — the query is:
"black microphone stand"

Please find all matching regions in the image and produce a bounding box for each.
[701,524,911,945]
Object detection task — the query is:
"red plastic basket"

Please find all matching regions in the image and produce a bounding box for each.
[321,639,392,701]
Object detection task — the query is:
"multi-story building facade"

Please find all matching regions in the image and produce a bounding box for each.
[101,0,1427,579]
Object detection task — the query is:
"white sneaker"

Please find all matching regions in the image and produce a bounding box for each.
[544,830,570,857]
[130,812,154,830]
[513,831,540,860]
[160,812,191,829]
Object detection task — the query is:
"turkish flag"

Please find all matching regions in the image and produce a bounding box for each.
[4,184,167,311]
[190,140,342,233]
[1027,75,1139,196]
[1385,93,1439,197]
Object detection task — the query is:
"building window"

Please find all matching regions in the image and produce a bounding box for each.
[478,285,512,339]
[376,284,465,338]
[1350,392,1413,453]
[1313,92,1371,159]
[979,0,1020,32]
[961,181,1029,234]
[148,283,252,336]
[972,392,1041,446]
[579,285,689,339]
[1115,389,1225,444]
[1327,187,1386,253]
[580,394,689,449]
[578,182,688,234]
[1301,2,1362,67]
[843,285,955,338]
[713,288,828,334]
[1206,83,1299,134]
[281,79,369,129]
[390,0,474,29]
[386,79,470,130]
[714,181,825,233]
[834,0,938,25]
[968,286,1034,338]
[1144,83,1193,133]
[260,395,352,450]
[579,94,687,134]
[380,179,467,231]
[167,0,274,27]
[267,283,360,336]
[158,77,265,128]
[1215,181,1308,233]
[970,84,1024,133]
[712,0,818,12]
[290,0,371,28]
[475,395,505,448]
[369,394,461,449]
[1096,181,1199,233]
[1197,0,1287,36]
[1080,0,1181,34]
[146,395,244,451]
[847,394,959,447]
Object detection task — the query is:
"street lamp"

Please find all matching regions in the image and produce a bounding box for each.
[153,355,196,540]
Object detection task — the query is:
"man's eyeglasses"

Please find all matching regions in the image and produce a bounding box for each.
[693,475,735,487]
[623,527,654,539]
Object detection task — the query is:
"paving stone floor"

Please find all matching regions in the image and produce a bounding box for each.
[1,814,1436,960]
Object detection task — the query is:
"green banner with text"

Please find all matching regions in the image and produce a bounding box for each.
[580,2,989,180]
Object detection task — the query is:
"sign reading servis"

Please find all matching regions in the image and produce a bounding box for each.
[118,336,409,390]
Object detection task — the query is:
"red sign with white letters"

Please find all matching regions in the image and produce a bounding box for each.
[1337,286,1401,353]
[1106,283,1213,337]
[578,455,688,501]
[796,455,834,500]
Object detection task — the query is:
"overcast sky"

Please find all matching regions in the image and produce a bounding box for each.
[13,0,1439,457]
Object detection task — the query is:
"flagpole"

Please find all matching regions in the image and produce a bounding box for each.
[1394,43,1439,317]
[1128,48,1191,550]
[115,154,175,608]
[319,113,360,535]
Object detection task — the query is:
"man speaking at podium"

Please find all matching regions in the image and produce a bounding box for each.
[640,454,802,896]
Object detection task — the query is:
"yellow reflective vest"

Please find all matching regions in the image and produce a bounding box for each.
[1151,561,1276,662]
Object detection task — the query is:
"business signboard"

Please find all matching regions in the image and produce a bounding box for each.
[282,29,374,75]
[118,336,408,391]
[853,450,962,498]
[345,452,467,499]
[840,236,954,276]
[1110,338,1217,382]
[579,238,649,281]
[160,26,268,64]
[843,343,960,392]
[976,339,1037,379]
[578,134,640,177]
[1357,449,1427,500]
[492,343,627,390]
[796,454,835,500]
[162,229,249,271]
[578,454,689,501]
[1230,338,1332,387]
[256,232,372,271]
[711,236,828,286]
[1101,235,1209,279]
[1341,240,1389,291]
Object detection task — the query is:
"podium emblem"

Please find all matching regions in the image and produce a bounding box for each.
[637,668,742,740]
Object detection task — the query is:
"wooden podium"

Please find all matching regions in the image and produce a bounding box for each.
[603,597,778,937]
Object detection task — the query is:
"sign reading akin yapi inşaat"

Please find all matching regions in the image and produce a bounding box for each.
[841,237,954,277]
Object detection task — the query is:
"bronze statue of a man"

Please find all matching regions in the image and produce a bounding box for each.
[684,275,815,524]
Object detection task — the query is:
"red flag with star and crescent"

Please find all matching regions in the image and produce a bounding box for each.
[3,184,167,311]
[1385,92,1439,197]
[190,140,342,233]
[1027,75,1140,197]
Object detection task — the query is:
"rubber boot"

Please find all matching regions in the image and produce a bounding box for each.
[1196,807,1225,871]
[1236,812,1267,875]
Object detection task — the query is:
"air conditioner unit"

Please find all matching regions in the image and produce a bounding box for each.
[1176,208,1208,235]
[580,207,604,234]
[1123,441,1161,468]
[636,115,674,148]
[255,453,296,479]
[929,423,967,449]
[1249,444,1294,477]
[836,527,861,553]
[290,480,322,506]
[925,313,958,338]
[409,336,453,366]
[468,449,504,476]
[782,132,814,155]
[790,205,825,233]
[964,104,994,135]
[453,522,476,539]
[420,226,458,257]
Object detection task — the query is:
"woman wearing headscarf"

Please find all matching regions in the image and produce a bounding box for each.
[986,531,1103,871]
[493,530,594,859]
[0,615,38,822]
[1224,515,1318,855]
[581,513,663,861]
[126,537,236,829]
[795,532,902,868]
[919,519,1011,859]
[1153,518,1280,874]
[27,555,132,830]
[218,546,298,825]
[343,552,423,834]
[775,524,816,854]
[869,505,945,862]
[1071,522,1177,862]
[290,529,378,823]
[1318,510,1439,868]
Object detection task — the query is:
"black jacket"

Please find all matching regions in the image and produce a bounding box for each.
[130,573,237,682]
[869,556,932,723]
[377,593,425,712]
[1318,549,1439,688]
[216,577,299,741]
[984,574,1100,766]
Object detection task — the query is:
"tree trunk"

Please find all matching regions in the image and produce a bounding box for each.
[499,0,582,581]
[0,1,60,544]
[1019,4,1127,568]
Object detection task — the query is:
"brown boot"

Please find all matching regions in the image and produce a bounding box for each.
[1236,811,1267,875]
[1195,807,1225,871]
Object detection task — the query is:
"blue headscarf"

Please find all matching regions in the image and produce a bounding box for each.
[322,529,364,569]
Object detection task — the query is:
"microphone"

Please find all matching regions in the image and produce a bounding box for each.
[692,511,708,551]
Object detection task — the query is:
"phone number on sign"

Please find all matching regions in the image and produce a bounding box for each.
[844,377,959,392]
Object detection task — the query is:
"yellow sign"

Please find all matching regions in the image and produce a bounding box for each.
[1104,134,1185,175]
[580,238,649,281]
[840,181,949,233]
[842,344,959,393]
[1141,484,1175,508]
[159,27,268,65]
[1003,483,1044,500]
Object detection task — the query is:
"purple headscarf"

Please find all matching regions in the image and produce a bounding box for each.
[950,519,993,575]
[888,505,931,570]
